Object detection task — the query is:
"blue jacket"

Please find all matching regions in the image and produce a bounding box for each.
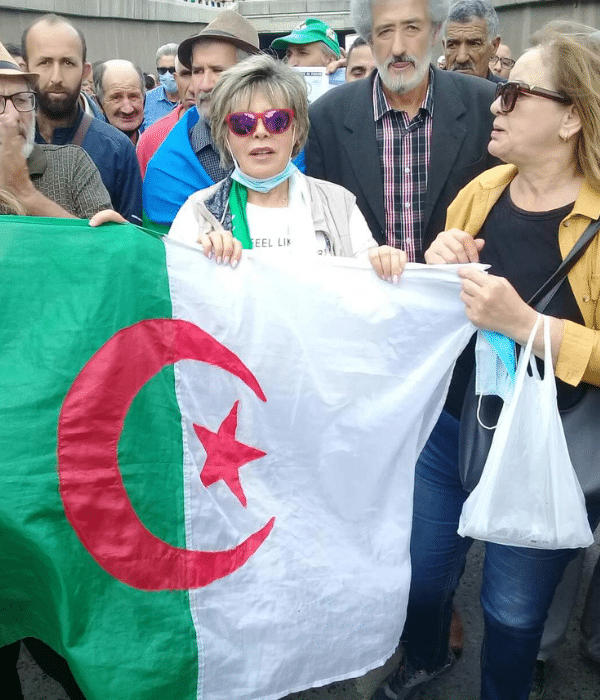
[35,106,143,223]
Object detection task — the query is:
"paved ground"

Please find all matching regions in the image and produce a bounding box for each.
[17,537,600,700]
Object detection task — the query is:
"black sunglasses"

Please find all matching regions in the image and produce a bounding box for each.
[157,66,176,75]
[494,81,571,113]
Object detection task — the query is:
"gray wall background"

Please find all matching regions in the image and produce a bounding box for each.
[1,0,600,73]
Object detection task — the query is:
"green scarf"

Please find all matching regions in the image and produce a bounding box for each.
[228,180,253,249]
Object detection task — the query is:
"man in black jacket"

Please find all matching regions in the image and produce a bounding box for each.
[306,0,497,262]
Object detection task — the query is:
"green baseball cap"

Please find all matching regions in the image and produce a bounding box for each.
[271,18,340,57]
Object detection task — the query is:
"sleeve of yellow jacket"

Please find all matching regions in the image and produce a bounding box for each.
[444,165,600,388]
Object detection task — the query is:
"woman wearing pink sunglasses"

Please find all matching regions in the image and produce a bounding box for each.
[168,54,405,280]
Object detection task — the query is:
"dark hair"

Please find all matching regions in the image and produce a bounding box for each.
[144,73,156,90]
[4,43,24,59]
[22,14,87,64]
[347,36,368,62]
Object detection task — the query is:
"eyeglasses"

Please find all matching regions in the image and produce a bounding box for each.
[157,66,176,75]
[0,91,36,115]
[494,81,571,114]
[489,56,516,70]
[225,109,295,136]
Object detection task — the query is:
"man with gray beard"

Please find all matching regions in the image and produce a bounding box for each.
[306,0,497,262]
[0,41,112,218]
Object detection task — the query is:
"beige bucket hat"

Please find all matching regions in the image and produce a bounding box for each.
[178,11,260,69]
[0,41,38,83]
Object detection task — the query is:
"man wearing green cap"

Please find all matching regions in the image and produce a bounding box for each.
[271,18,341,68]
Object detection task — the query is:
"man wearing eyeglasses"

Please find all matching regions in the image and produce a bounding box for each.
[0,40,114,219]
[143,43,180,130]
[490,44,515,80]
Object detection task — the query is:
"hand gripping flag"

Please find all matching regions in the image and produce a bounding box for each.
[0,218,475,700]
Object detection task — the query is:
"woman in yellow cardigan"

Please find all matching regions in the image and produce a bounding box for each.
[378,21,600,700]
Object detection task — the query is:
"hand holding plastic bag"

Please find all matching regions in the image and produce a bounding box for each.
[458,314,594,549]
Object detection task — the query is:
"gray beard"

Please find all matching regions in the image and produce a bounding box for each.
[377,48,433,95]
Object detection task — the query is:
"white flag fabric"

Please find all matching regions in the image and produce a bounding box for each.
[164,244,475,700]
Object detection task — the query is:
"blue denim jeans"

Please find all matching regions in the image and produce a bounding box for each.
[402,409,600,700]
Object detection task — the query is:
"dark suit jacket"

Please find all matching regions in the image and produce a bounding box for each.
[305,67,498,260]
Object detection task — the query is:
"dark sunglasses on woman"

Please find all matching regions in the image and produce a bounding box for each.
[494,80,571,113]
[157,66,176,75]
[225,109,295,136]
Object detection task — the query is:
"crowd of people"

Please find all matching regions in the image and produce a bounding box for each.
[1,0,600,698]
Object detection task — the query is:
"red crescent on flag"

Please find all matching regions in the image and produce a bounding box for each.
[57,318,274,591]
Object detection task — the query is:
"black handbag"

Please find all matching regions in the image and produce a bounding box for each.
[458,217,600,502]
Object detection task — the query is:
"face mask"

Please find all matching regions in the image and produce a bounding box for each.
[231,159,298,193]
[159,72,177,95]
[228,126,298,193]
[475,330,516,403]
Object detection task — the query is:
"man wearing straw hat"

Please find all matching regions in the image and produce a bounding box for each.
[142,11,260,231]
[0,40,116,219]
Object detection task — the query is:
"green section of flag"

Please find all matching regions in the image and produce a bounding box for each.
[0,218,197,700]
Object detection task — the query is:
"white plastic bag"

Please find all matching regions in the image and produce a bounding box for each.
[458,315,594,549]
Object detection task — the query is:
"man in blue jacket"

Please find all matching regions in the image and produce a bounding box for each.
[23,13,143,223]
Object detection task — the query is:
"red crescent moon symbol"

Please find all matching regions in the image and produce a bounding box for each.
[57,319,274,591]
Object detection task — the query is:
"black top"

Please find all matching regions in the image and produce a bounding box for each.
[445,187,584,418]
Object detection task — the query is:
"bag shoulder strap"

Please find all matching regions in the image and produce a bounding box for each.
[528,216,600,312]
[71,112,94,148]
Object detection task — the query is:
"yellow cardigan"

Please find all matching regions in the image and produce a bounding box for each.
[445,164,600,387]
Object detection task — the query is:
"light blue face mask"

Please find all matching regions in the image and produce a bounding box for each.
[159,72,177,95]
[475,330,516,403]
[231,159,298,193]
[227,125,298,193]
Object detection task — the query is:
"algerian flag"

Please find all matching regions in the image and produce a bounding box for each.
[0,217,474,700]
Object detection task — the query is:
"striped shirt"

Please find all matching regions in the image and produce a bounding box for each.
[373,68,434,262]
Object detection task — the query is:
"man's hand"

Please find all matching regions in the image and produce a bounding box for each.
[89,210,127,227]
[326,56,347,74]
[424,229,485,264]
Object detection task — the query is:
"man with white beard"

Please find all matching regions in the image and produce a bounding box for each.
[0,41,118,219]
[305,0,498,262]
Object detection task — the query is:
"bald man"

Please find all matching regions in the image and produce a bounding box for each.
[95,59,145,144]
[23,13,143,222]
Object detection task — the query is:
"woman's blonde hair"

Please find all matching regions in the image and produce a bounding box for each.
[532,21,600,191]
[209,54,309,169]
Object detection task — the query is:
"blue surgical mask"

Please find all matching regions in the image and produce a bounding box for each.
[475,330,516,403]
[231,158,298,193]
[159,72,177,95]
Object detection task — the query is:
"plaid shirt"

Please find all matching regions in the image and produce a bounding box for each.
[374,68,434,262]
[189,118,231,184]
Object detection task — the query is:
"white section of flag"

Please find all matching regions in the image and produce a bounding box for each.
[164,242,475,700]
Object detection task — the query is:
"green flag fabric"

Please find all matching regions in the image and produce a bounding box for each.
[0,217,197,699]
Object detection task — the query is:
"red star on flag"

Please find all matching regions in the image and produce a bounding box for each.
[194,401,266,507]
